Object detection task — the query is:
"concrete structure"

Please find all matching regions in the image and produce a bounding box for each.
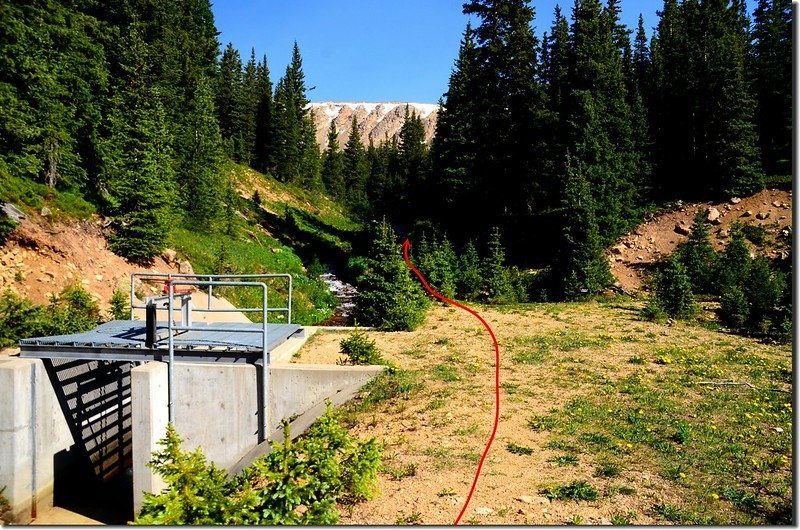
[0,358,73,524]
[130,360,382,513]
[2,336,383,523]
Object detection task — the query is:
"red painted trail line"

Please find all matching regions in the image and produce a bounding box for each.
[402,239,501,525]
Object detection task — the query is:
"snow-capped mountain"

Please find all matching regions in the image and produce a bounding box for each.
[307,102,439,149]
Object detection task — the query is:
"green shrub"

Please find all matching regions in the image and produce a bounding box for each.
[457,240,483,301]
[482,227,519,304]
[0,485,10,524]
[0,285,99,347]
[415,232,458,299]
[541,480,599,501]
[645,258,697,320]
[108,289,130,320]
[339,329,384,365]
[0,215,17,245]
[135,403,381,525]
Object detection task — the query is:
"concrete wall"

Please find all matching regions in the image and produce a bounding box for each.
[0,358,73,524]
[130,361,382,513]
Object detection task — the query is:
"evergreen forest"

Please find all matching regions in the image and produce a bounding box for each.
[0,0,792,316]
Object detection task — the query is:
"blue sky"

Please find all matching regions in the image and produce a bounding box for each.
[210,1,689,103]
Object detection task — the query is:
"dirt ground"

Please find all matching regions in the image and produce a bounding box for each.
[292,303,790,525]
[609,188,792,292]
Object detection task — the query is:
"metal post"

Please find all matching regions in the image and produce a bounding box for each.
[168,286,175,424]
[287,275,292,324]
[207,276,213,310]
[261,283,269,441]
[129,274,136,320]
[29,362,37,519]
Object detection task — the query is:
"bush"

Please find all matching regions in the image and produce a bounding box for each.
[0,285,99,347]
[482,227,519,304]
[136,403,381,525]
[457,240,483,301]
[0,485,10,524]
[339,329,384,365]
[0,215,17,245]
[354,218,428,331]
[415,232,458,299]
[719,285,749,330]
[108,289,130,320]
[644,258,697,320]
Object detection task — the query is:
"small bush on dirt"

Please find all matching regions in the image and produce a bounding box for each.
[506,442,534,455]
[676,210,718,294]
[339,329,383,365]
[135,403,380,525]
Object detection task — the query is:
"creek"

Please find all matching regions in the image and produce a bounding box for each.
[317,273,357,326]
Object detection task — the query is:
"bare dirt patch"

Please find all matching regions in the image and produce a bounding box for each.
[609,188,792,292]
[0,215,184,315]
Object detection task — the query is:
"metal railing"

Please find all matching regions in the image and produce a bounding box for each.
[129,272,293,323]
[128,272,294,442]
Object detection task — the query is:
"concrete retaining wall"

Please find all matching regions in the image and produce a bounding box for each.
[0,358,73,524]
[130,361,382,513]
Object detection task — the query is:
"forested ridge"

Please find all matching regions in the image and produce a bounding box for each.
[0,0,791,301]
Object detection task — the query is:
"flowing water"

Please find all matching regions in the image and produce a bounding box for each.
[317,273,357,326]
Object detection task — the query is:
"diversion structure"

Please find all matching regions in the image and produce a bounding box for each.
[1,272,383,523]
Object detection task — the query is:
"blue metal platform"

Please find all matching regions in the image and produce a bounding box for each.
[18,320,304,364]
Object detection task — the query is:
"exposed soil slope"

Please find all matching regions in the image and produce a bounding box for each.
[609,189,792,292]
[0,214,181,316]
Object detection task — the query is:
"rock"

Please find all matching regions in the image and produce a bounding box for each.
[637,255,644,261]
[162,249,178,264]
[774,427,784,433]
[81,279,90,285]
[730,197,742,204]
[756,211,770,220]
[40,206,51,217]
[95,274,103,281]
[742,210,753,218]
[773,201,782,208]
[178,260,194,274]
[674,223,691,235]
[718,228,730,239]
[611,245,626,255]
[475,507,494,516]
[516,496,535,504]
[270,248,281,253]
[707,207,721,223]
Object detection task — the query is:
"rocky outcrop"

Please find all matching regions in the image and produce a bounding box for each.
[307,102,439,149]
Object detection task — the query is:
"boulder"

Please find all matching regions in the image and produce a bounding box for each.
[162,248,178,264]
[611,244,626,255]
[178,259,194,274]
[674,223,691,235]
[741,210,753,218]
[40,206,52,217]
[730,197,742,204]
[706,207,721,224]
[756,211,770,220]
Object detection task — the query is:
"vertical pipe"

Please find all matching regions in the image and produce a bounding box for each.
[208,276,213,310]
[261,283,268,442]
[287,275,292,324]
[29,363,37,519]
[129,274,136,320]
[168,286,175,424]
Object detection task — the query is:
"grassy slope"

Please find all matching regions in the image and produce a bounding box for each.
[169,163,363,325]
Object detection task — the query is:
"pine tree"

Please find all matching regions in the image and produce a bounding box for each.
[397,107,429,222]
[676,209,718,294]
[321,122,344,199]
[236,49,258,165]
[460,0,549,230]
[216,43,243,158]
[272,42,319,186]
[430,24,480,237]
[253,54,275,174]
[457,240,483,301]
[104,24,176,263]
[650,256,698,319]
[342,116,370,217]
[482,227,516,304]
[354,218,428,331]
[564,0,641,243]
[554,155,612,300]
[750,0,791,177]
[176,75,224,227]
